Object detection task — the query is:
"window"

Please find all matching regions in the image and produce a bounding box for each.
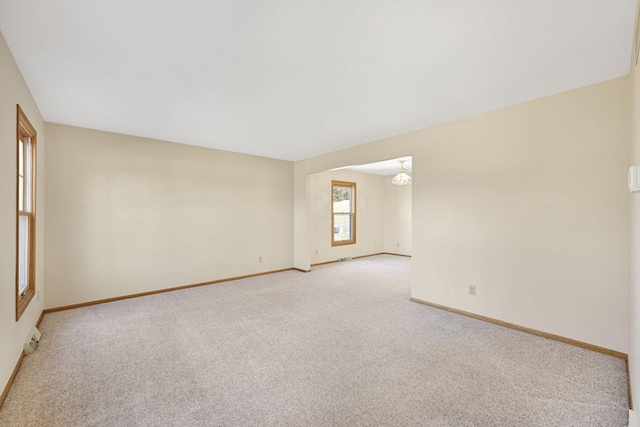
[332,180,356,246]
[16,105,36,321]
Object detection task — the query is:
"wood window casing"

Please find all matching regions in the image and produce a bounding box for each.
[331,180,356,246]
[15,105,37,321]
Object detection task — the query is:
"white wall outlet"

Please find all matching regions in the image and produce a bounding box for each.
[315,249,318,255]
[468,285,476,296]
[630,167,640,193]
[258,256,262,263]
[397,242,400,247]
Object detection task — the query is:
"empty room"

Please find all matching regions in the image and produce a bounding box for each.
[1,1,640,426]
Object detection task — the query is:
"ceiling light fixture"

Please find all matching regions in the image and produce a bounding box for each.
[391,160,412,186]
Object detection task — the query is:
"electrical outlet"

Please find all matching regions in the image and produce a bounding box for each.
[468,285,476,296]
[315,249,318,255]
[258,256,262,263]
[397,242,400,247]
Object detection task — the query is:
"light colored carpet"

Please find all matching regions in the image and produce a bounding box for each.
[0,255,629,426]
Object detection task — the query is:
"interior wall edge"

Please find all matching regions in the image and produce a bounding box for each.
[0,352,24,410]
[0,308,43,410]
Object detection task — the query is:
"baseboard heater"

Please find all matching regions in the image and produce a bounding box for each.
[24,327,41,354]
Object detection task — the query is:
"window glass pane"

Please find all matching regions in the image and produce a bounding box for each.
[23,138,31,212]
[333,186,351,213]
[18,139,23,176]
[18,176,23,211]
[18,215,29,295]
[334,214,352,241]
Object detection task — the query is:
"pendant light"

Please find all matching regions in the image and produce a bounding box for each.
[391,160,411,186]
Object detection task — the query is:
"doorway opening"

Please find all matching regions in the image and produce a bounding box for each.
[307,156,412,267]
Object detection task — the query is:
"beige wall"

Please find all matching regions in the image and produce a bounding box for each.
[383,179,411,255]
[295,76,630,353]
[630,3,640,419]
[0,31,45,394]
[308,170,384,265]
[44,124,293,309]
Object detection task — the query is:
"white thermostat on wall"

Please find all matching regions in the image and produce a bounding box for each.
[629,167,640,193]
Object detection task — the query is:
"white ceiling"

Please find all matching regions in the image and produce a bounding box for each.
[0,1,635,161]
[340,157,412,176]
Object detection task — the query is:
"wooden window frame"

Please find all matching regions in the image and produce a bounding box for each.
[15,105,37,321]
[331,180,356,246]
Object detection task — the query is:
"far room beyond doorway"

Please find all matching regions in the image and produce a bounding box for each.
[308,157,412,267]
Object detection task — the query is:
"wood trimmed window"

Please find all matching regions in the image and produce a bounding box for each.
[331,180,356,246]
[16,105,37,321]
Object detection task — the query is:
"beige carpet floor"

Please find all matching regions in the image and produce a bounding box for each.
[0,255,629,426]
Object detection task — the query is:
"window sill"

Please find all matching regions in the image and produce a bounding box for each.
[332,240,356,247]
[16,288,35,321]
